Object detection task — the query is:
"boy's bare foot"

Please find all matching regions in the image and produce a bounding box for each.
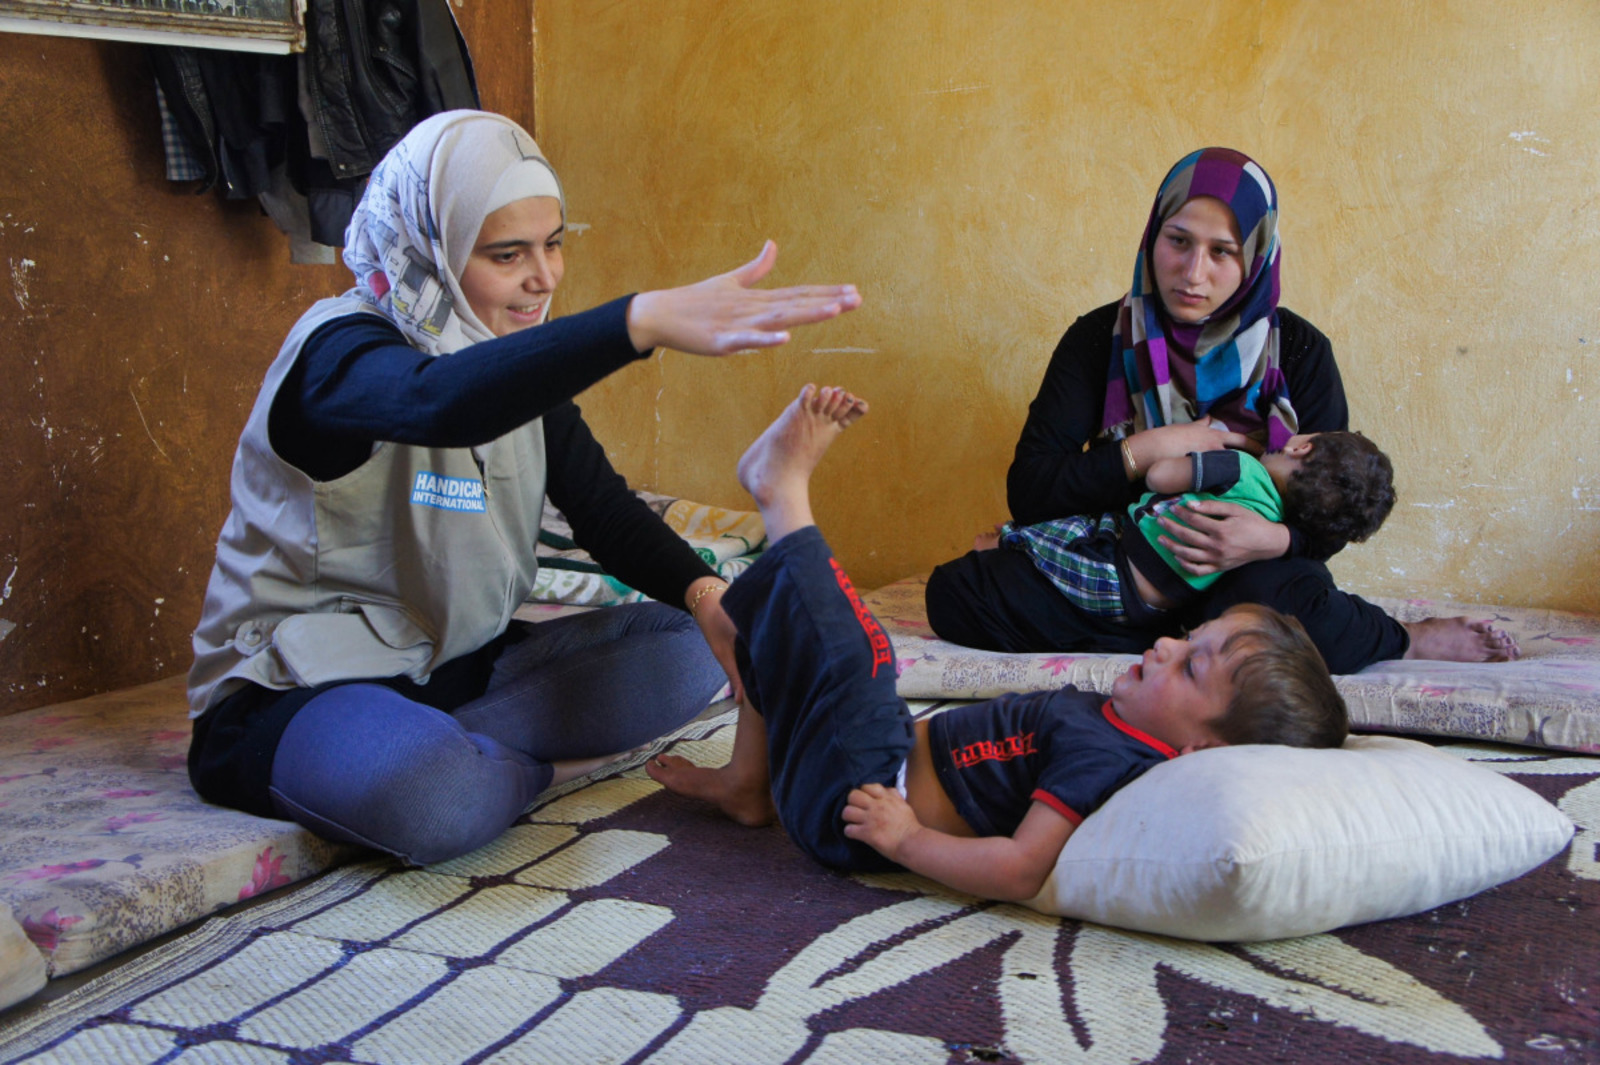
[1403,617,1520,662]
[646,754,777,827]
[737,384,868,542]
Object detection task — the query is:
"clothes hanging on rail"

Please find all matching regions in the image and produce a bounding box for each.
[149,0,478,263]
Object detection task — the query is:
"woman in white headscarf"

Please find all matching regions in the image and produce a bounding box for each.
[186,111,861,864]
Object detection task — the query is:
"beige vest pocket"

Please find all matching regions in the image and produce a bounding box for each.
[272,605,435,687]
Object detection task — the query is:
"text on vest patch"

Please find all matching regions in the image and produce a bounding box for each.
[411,472,487,513]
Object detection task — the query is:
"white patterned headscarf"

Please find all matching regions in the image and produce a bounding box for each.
[341,110,564,356]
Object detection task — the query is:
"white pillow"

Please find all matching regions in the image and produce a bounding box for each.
[1028,735,1574,942]
[0,901,46,1011]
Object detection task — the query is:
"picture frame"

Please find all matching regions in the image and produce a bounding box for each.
[0,0,303,55]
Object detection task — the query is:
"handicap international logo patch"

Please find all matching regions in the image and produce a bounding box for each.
[411,471,486,513]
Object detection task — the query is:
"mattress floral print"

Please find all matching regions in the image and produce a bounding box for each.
[0,679,354,980]
[864,577,1600,754]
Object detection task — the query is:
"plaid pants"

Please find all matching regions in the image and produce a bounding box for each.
[1001,514,1129,620]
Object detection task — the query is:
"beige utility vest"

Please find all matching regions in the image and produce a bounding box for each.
[188,297,547,716]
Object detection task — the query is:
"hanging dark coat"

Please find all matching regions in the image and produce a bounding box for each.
[150,0,478,250]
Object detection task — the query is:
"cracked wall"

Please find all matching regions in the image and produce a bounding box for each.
[0,5,533,714]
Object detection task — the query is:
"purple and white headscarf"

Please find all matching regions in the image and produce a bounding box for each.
[1100,147,1296,451]
[340,110,564,357]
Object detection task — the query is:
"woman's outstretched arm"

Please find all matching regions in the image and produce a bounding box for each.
[273,245,861,479]
[627,241,860,356]
[272,299,644,479]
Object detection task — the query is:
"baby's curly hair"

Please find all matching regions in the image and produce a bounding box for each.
[1281,432,1396,559]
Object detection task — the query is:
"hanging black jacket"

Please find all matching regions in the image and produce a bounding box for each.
[302,0,478,180]
[150,0,477,247]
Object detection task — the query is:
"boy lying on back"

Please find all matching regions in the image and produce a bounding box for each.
[650,386,1348,900]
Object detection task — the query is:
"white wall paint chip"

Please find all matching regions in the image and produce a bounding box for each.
[10,257,35,310]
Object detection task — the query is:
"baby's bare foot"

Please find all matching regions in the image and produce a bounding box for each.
[646,754,776,827]
[1403,617,1520,663]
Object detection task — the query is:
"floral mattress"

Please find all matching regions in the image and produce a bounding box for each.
[0,677,357,1002]
[861,576,1600,754]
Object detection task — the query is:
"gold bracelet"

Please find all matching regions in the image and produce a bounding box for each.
[688,581,728,616]
[1121,438,1139,478]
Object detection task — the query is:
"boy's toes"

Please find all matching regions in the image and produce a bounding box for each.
[645,754,691,782]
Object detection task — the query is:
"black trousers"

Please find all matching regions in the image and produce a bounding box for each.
[925,547,1408,675]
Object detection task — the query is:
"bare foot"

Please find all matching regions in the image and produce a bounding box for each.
[646,753,777,827]
[1403,617,1520,662]
[737,384,868,541]
[974,524,1004,551]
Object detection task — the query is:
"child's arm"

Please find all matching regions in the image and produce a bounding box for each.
[842,785,1075,901]
[1147,447,1259,496]
[1142,455,1195,495]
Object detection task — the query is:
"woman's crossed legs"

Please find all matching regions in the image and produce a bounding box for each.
[267,602,725,865]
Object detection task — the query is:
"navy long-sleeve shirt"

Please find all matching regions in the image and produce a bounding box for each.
[266,296,715,607]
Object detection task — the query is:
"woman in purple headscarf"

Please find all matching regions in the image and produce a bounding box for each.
[926,148,1516,672]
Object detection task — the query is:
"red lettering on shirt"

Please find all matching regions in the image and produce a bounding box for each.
[830,557,894,678]
[949,732,1038,769]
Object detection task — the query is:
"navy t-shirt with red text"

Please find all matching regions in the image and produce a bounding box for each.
[926,687,1175,837]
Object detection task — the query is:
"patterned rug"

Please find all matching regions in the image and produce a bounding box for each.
[2,706,1596,1065]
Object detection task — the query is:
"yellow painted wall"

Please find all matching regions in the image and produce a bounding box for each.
[534,1,1600,609]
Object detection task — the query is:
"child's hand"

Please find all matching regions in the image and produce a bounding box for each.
[973,523,1004,551]
[842,783,922,860]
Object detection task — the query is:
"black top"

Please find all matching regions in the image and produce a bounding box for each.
[928,688,1175,836]
[1007,301,1349,536]
[927,301,1407,672]
[266,295,715,607]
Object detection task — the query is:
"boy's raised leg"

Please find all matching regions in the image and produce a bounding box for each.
[647,384,869,824]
